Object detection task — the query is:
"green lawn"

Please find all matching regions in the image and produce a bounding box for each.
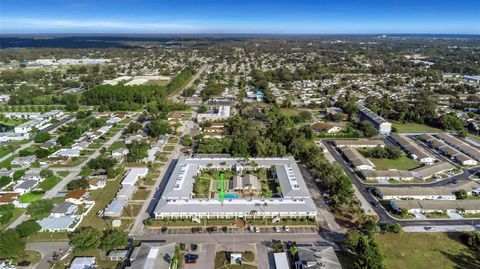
[18,192,44,203]
[107,141,126,152]
[38,177,61,191]
[369,155,420,170]
[377,232,480,269]
[0,155,17,168]
[78,174,124,230]
[0,145,18,158]
[392,121,443,133]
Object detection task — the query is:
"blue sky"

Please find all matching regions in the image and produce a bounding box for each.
[1,0,479,34]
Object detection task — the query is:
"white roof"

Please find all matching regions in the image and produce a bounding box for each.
[122,168,149,186]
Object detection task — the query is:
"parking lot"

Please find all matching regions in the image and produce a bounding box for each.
[145,226,317,235]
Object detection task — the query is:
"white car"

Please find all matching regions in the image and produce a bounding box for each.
[255,227,260,233]
[274,227,280,233]
[284,225,290,232]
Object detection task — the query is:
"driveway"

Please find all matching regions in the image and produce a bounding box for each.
[26,242,69,269]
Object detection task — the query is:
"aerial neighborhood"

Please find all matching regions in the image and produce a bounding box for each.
[0,13,480,269]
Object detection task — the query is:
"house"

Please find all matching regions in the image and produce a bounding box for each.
[361,170,415,181]
[196,106,231,123]
[125,134,145,144]
[390,134,435,163]
[69,257,96,269]
[22,169,43,181]
[357,104,392,134]
[88,178,106,190]
[111,148,129,160]
[65,189,88,204]
[0,193,20,205]
[410,162,455,180]
[391,200,480,215]
[374,186,456,200]
[310,122,346,134]
[38,215,81,232]
[14,180,38,194]
[104,199,126,218]
[274,252,290,269]
[339,147,375,170]
[127,242,176,269]
[0,132,29,143]
[232,174,261,193]
[142,146,160,163]
[202,125,227,138]
[167,111,184,122]
[50,148,80,158]
[117,185,136,200]
[11,156,37,168]
[72,141,90,150]
[107,250,128,261]
[333,139,385,148]
[295,246,342,269]
[51,202,77,217]
[122,168,149,186]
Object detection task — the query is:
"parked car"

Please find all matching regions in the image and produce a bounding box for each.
[191,244,198,251]
[255,227,260,233]
[185,254,199,260]
[161,226,168,233]
[284,225,290,232]
[185,258,197,264]
[274,226,280,233]
[248,226,254,232]
[221,226,228,232]
[206,226,217,233]
[191,227,202,233]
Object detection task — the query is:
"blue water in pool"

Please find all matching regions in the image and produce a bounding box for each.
[224,193,238,199]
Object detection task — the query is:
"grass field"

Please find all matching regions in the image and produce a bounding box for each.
[391,121,443,133]
[38,177,60,191]
[18,192,44,203]
[377,232,480,269]
[369,155,421,170]
[79,175,123,230]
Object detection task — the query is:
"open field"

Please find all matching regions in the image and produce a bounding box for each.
[369,155,420,170]
[376,232,480,269]
[391,121,443,133]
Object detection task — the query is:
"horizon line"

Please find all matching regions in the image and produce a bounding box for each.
[1,32,480,36]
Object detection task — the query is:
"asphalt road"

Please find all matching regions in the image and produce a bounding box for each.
[323,141,480,226]
[26,242,69,269]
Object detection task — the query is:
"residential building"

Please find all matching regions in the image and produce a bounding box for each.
[122,168,149,186]
[333,139,385,148]
[357,104,392,134]
[339,147,375,170]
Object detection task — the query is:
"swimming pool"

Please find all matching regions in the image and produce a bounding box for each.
[224,193,239,199]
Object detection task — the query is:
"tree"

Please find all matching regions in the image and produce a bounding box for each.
[125,122,142,134]
[13,170,25,180]
[345,230,386,269]
[0,176,11,188]
[181,134,193,147]
[455,189,468,200]
[35,148,50,158]
[26,199,54,220]
[466,231,480,251]
[146,119,172,138]
[101,230,128,252]
[69,227,101,251]
[358,121,378,138]
[33,131,52,143]
[67,179,89,190]
[198,105,207,113]
[127,140,149,162]
[0,231,25,259]
[16,220,41,238]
